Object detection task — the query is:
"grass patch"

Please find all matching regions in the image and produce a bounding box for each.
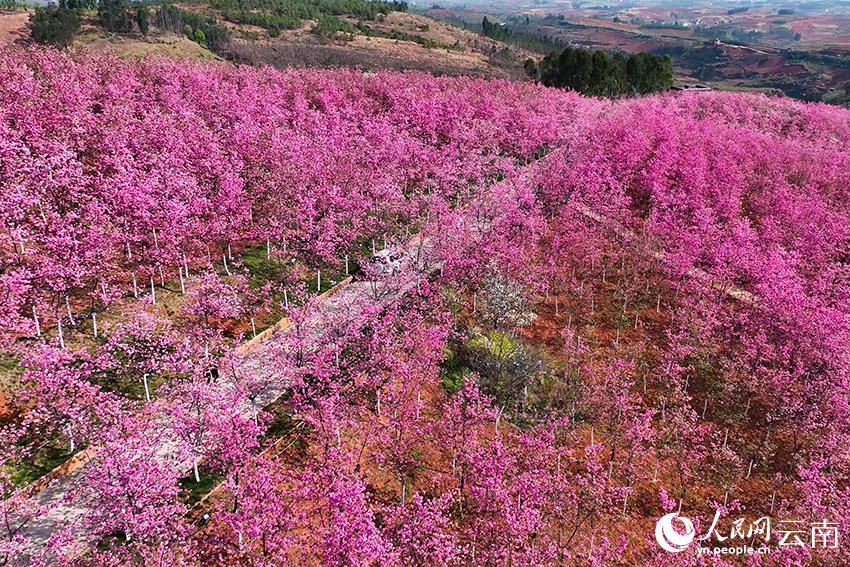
[6,439,79,487]
[179,467,225,507]
[439,347,471,395]
[91,369,169,401]
[242,245,293,288]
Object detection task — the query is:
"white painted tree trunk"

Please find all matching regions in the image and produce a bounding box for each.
[250,317,256,338]
[92,313,98,338]
[284,289,289,309]
[65,296,75,326]
[266,239,271,259]
[150,277,156,304]
[158,265,165,286]
[32,306,40,337]
[317,270,321,292]
[345,255,349,275]
[223,254,231,276]
[193,459,200,483]
[132,273,138,298]
[57,318,65,349]
[179,267,185,294]
[143,373,151,402]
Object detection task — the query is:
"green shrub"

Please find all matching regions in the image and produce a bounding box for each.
[30,6,81,48]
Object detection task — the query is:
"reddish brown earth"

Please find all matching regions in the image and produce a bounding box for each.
[0,11,29,44]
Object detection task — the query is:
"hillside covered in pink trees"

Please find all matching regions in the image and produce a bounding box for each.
[0,46,848,566]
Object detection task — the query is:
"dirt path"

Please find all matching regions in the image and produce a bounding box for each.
[0,11,29,44]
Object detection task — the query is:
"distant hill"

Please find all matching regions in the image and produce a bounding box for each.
[0,3,534,79]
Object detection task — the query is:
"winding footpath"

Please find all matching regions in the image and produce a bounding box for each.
[20,234,437,559]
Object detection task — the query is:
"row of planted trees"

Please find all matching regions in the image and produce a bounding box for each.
[0,45,586,564]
